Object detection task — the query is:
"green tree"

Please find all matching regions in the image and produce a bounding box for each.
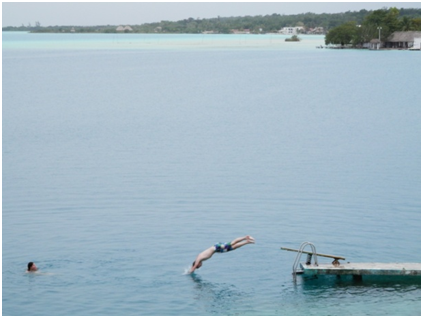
[411,17,421,31]
[400,16,413,31]
[325,21,359,46]
[384,7,400,32]
[361,7,400,41]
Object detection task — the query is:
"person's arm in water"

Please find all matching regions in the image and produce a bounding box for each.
[189,246,215,273]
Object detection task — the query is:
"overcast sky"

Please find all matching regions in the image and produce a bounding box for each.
[2,1,421,27]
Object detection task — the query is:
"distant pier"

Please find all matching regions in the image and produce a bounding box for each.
[282,243,421,281]
[300,262,421,279]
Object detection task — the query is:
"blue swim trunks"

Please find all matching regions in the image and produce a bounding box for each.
[214,242,233,253]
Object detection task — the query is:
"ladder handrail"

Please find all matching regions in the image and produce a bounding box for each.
[292,242,318,280]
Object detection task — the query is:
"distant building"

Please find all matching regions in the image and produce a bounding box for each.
[116,25,133,32]
[384,31,421,49]
[231,29,251,34]
[369,39,381,50]
[278,27,304,35]
[411,37,421,50]
[308,27,324,35]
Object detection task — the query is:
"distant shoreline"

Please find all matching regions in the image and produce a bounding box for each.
[2,7,420,35]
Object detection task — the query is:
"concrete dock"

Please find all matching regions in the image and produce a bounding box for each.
[299,262,421,277]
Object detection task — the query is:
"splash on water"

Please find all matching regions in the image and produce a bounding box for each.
[183,266,193,275]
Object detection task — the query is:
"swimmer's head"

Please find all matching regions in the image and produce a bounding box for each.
[27,262,37,271]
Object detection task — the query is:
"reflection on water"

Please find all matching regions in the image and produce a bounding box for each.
[189,273,251,315]
[296,274,421,315]
[274,274,421,316]
[299,273,421,289]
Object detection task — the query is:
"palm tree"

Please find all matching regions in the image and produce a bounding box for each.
[400,16,413,31]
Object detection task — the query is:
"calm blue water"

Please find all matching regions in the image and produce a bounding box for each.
[2,32,421,315]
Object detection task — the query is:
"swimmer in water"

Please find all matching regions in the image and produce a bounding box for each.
[27,262,38,272]
[189,236,255,273]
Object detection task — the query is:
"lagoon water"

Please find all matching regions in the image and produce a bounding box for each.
[2,32,421,315]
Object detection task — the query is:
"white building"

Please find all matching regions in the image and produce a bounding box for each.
[116,25,133,32]
[278,27,304,35]
[411,37,421,50]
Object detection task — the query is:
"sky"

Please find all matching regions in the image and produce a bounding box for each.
[2,1,421,27]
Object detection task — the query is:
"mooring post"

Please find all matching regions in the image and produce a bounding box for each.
[306,253,312,265]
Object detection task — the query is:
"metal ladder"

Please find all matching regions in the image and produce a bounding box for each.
[292,242,318,280]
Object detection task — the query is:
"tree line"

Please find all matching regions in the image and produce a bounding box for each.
[2,7,420,35]
[325,7,421,46]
